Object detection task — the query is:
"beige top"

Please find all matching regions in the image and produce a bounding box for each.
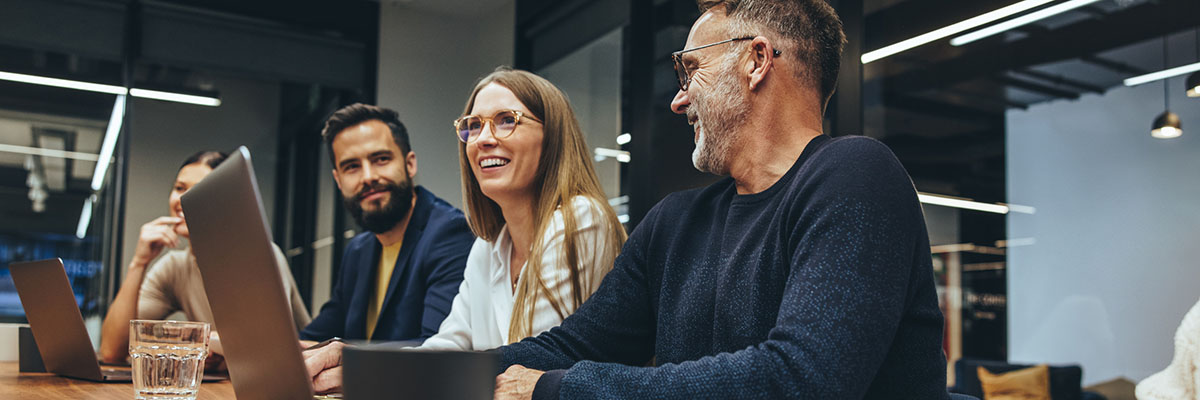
[136,245,312,331]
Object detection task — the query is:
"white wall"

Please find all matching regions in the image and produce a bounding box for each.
[1007,76,1200,384]
[376,2,515,209]
[121,75,281,269]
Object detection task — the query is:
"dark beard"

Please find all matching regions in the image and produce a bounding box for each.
[344,178,415,234]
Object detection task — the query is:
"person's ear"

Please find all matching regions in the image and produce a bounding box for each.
[405,151,417,179]
[331,169,343,192]
[747,37,775,91]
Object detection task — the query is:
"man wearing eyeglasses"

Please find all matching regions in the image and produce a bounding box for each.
[298,104,475,357]
[487,0,950,399]
[304,1,949,398]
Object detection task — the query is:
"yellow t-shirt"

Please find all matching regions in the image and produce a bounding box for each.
[365,240,403,340]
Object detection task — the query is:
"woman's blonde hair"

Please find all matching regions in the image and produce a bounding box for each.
[457,67,627,343]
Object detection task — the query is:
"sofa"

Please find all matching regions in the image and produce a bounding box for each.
[948,358,1107,400]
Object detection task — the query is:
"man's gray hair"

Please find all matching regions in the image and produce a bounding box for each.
[698,0,846,108]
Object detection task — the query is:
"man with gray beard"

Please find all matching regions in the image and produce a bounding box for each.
[304,1,951,399]
[485,1,952,398]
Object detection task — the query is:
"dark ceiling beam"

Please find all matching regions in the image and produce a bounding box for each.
[1013,24,1049,35]
[942,88,1030,110]
[993,76,1080,100]
[1076,5,1110,20]
[1011,69,1105,94]
[1080,55,1149,76]
[883,0,1198,94]
[883,133,1005,164]
[883,92,1001,126]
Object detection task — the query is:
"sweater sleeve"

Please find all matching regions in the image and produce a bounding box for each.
[512,139,928,399]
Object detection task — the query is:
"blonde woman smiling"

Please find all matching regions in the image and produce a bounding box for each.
[419,67,627,350]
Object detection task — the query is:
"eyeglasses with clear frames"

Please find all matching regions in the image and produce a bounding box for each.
[671,36,781,91]
[452,110,542,143]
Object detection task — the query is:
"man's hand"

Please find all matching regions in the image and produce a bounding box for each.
[495,365,544,400]
[302,340,344,394]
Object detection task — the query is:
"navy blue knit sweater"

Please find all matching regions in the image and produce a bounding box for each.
[499,135,949,399]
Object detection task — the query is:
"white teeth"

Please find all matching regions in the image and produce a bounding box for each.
[480,158,509,168]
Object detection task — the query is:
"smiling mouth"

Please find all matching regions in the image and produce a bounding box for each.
[359,189,387,201]
[479,157,510,169]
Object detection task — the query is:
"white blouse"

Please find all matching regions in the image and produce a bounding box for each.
[418,196,619,351]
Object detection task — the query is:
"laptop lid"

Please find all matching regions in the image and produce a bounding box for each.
[9,258,105,381]
[343,345,498,400]
[181,146,315,399]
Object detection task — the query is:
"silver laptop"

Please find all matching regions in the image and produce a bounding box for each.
[9,258,134,382]
[181,146,319,399]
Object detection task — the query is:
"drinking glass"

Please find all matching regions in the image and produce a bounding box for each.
[129,320,210,400]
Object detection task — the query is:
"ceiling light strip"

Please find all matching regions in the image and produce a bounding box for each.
[1123,62,1200,87]
[950,0,1101,46]
[918,192,1010,214]
[0,143,101,162]
[594,147,631,163]
[861,0,1053,64]
[616,133,632,145]
[0,71,127,95]
[129,88,221,107]
[90,95,126,191]
[76,195,95,239]
[0,70,220,106]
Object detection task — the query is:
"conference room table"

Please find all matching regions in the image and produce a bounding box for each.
[1,361,235,399]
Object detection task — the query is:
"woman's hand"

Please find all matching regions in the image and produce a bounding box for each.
[131,217,182,268]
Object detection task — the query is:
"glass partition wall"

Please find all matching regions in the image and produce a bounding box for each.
[0,0,379,334]
[536,28,628,221]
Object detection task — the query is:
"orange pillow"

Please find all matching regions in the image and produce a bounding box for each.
[977,364,1052,400]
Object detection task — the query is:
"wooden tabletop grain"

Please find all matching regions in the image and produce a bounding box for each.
[1,362,236,399]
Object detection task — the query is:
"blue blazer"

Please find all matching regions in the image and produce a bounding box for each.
[300,186,475,342]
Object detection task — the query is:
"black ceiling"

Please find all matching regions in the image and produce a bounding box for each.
[863,0,1199,203]
[153,0,379,43]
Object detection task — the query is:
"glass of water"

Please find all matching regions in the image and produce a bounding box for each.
[129,320,210,400]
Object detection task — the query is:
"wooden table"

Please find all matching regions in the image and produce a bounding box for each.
[1,362,236,399]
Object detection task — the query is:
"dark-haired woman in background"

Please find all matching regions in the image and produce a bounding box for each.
[98,151,311,364]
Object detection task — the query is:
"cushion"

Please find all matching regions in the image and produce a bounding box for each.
[978,364,1051,400]
[952,358,1084,400]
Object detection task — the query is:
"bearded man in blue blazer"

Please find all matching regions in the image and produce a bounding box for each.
[300,103,474,343]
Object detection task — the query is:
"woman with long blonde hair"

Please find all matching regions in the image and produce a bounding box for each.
[417,67,626,350]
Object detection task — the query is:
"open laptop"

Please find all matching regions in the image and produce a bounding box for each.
[181,146,322,399]
[9,258,133,382]
[11,258,231,383]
